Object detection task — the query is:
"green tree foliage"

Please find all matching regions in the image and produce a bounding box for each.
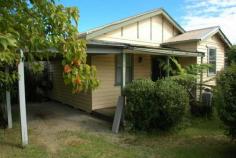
[227,45,236,64]
[168,57,210,100]
[0,0,99,93]
[0,33,19,91]
[214,64,236,139]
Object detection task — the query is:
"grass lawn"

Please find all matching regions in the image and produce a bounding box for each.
[0,117,235,158]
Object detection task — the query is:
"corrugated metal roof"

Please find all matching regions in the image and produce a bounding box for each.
[163,26,219,44]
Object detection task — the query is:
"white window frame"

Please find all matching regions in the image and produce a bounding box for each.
[115,54,133,86]
[208,48,217,76]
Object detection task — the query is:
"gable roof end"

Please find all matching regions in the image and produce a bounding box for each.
[82,8,185,40]
[163,26,232,48]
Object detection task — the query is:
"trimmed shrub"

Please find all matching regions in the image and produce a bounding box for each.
[154,79,189,130]
[124,79,156,131]
[124,79,188,131]
[214,64,236,139]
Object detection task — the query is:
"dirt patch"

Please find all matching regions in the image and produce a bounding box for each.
[64,136,87,147]
[25,101,111,153]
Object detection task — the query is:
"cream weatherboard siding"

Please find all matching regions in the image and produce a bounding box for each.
[91,54,121,110]
[164,42,198,67]
[95,15,180,47]
[48,61,92,112]
[197,34,226,85]
[166,34,226,86]
[49,54,152,111]
[178,57,197,68]
[133,54,151,80]
[91,54,152,110]
[168,42,198,52]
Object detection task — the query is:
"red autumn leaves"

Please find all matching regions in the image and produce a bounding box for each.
[64,59,81,85]
[64,64,72,73]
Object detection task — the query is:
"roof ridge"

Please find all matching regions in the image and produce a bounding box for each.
[186,26,220,32]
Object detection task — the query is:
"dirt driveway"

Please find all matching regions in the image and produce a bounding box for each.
[26,101,112,153]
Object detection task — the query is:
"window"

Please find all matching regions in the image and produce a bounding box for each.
[115,54,133,85]
[208,48,216,75]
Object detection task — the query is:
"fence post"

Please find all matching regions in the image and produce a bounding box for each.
[5,67,12,129]
[18,49,28,146]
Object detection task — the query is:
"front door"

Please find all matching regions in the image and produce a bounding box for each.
[151,56,167,81]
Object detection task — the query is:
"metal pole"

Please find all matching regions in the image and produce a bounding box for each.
[18,49,28,146]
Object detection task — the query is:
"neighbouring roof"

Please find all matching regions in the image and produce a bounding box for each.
[81,8,185,40]
[163,26,232,47]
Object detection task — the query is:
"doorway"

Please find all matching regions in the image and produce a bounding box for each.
[151,56,168,81]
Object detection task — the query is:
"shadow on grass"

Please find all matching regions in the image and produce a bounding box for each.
[159,142,236,158]
[0,140,22,148]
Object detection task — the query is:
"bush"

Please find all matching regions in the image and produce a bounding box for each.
[124,79,188,131]
[214,64,236,139]
[124,79,155,131]
[227,45,236,65]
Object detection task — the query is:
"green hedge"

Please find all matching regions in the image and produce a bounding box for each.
[124,79,188,131]
[214,64,236,139]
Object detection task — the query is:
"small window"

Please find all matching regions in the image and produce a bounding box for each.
[224,56,228,68]
[115,54,133,85]
[208,48,216,75]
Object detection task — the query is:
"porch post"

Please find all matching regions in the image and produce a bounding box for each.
[121,52,126,90]
[167,56,170,77]
[121,52,126,127]
[18,49,28,146]
[112,52,126,133]
[5,67,12,129]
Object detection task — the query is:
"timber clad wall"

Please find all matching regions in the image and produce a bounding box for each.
[49,61,92,112]
[197,34,226,85]
[133,54,151,80]
[49,54,152,111]
[169,42,197,52]
[91,54,121,110]
[91,54,152,110]
[167,34,226,86]
[48,34,226,111]
[178,57,197,68]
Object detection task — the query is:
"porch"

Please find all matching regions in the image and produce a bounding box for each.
[88,41,204,82]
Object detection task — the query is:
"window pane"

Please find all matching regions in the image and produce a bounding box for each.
[116,67,121,84]
[208,48,216,75]
[209,49,216,60]
[117,55,122,67]
[209,66,216,74]
[115,54,133,85]
[126,67,132,83]
[126,55,132,67]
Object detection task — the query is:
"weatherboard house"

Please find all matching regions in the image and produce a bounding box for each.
[48,8,232,112]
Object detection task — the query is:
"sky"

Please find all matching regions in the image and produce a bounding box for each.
[59,0,236,44]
